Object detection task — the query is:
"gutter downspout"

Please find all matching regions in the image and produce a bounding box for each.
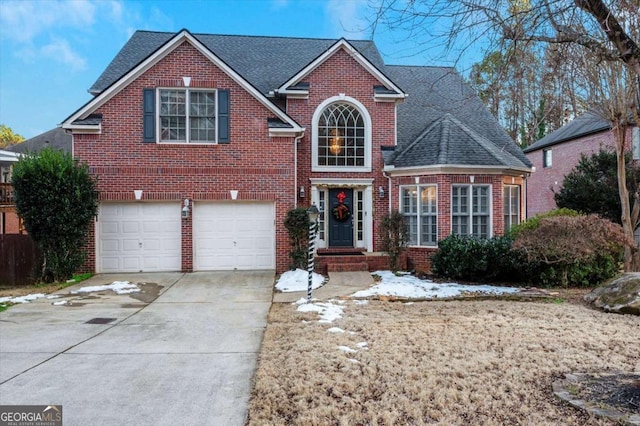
[294,133,304,208]
[383,171,392,214]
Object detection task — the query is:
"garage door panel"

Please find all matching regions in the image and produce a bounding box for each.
[101,221,119,234]
[122,220,141,233]
[254,237,272,250]
[122,257,141,270]
[194,202,274,270]
[122,239,140,252]
[98,202,181,273]
[100,239,119,252]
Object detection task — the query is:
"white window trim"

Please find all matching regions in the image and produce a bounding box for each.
[450,184,493,239]
[543,148,552,168]
[400,184,438,248]
[311,95,372,172]
[503,184,521,231]
[311,184,373,251]
[156,87,218,145]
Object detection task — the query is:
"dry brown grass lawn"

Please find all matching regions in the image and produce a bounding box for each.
[247,298,640,425]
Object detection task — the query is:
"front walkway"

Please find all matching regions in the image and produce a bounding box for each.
[273,271,374,303]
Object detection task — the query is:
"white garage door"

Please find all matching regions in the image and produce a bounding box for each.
[194,202,275,270]
[98,203,181,272]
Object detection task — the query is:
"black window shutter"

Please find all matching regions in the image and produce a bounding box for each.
[218,89,230,143]
[143,88,155,143]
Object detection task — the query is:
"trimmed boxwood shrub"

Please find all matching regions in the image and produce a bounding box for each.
[431,234,521,282]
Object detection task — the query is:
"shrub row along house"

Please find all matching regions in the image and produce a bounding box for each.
[61,29,532,274]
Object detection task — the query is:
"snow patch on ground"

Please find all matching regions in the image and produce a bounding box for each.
[71,281,140,295]
[338,345,357,353]
[296,300,344,323]
[275,269,325,292]
[353,270,520,299]
[0,293,47,304]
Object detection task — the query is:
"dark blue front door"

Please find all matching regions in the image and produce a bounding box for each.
[328,188,353,247]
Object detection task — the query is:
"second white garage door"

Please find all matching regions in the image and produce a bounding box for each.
[194,202,275,270]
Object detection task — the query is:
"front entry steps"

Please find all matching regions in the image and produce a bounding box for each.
[314,250,391,274]
[327,262,368,272]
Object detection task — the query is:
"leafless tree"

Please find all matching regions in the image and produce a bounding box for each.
[371,0,640,270]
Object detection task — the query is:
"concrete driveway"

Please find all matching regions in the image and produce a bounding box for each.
[0,271,274,426]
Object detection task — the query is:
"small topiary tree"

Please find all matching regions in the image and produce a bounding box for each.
[380,211,408,272]
[512,214,631,287]
[11,148,99,282]
[284,208,315,270]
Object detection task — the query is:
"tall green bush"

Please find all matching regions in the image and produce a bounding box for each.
[284,208,315,270]
[554,149,640,226]
[380,211,408,272]
[11,148,98,282]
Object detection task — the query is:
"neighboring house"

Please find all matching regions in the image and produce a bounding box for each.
[0,149,20,234]
[6,127,72,155]
[524,112,639,218]
[61,29,532,274]
[1,128,72,235]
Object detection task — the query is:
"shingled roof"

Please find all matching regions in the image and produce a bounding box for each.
[385,65,532,170]
[86,30,531,171]
[523,112,611,153]
[6,127,71,154]
[393,114,527,168]
[89,30,386,96]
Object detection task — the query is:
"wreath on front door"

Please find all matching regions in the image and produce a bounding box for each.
[332,204,351,222]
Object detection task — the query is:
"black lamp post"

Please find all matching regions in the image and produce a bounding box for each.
[306,203,320,302]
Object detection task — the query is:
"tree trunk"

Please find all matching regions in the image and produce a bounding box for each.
[612,120,639,271]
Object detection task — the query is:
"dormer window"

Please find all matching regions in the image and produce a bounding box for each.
[312,96,371,172]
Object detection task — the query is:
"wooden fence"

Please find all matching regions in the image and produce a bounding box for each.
[0,234,39,286]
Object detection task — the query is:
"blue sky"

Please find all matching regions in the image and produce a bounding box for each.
[0,0,482,139]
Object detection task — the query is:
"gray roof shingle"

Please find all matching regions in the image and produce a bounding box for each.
[6,127,72,154]
[386,65,532,169]
[86,30,531,171]
[393,114,526,168]
[523,112,611,153]
[90,31,386,96]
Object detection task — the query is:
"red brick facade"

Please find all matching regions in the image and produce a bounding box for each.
[525,131,616,218]
[74,42,298,273]
[69,36,530,275]
[388,174,525,272]
[289,49,394,253]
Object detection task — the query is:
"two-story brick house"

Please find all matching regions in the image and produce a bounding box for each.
[524,112,639,218]
[61,29,532,274]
